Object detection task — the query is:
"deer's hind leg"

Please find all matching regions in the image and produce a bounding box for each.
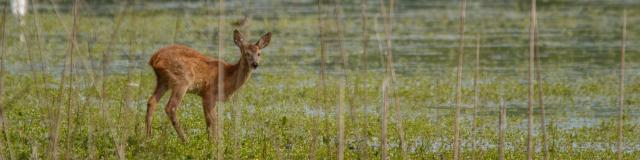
[146,77,168,138]
[165,84,189,142]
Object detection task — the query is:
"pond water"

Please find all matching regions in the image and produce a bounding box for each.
[4,0,640,128]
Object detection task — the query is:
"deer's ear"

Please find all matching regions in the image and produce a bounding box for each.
[256,32,271,49]
[233,30,244,47]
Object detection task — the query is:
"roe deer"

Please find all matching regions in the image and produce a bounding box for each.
[146,30,271,142]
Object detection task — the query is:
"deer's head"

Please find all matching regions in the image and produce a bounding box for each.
[234,30,271,69]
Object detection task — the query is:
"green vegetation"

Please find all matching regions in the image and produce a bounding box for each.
[3,72,640,159]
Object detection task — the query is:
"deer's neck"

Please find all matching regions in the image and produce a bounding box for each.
[223,55,253,95]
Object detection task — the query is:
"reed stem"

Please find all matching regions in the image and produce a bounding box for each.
[534,13,548,160]
[358,0,369,158]
[310,1,325,159]
[0,1,9,159]
[499,96,506,160]
[338,82,345,160]
[616,9,626,160]
[471,34,480,160]
[454,0,466,159]
[217,0,225,159]
[381,78,389,160]
[527,0,537,159]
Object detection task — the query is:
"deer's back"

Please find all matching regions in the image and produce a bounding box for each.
[149,45,224,91]
[149,45,211,67]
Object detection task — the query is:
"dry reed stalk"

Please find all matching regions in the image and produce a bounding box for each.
[471,34,480,160]
[0,1,9,159]
[30,0,48,85]
[338,82,345,160]
[20,2,46,158]
[23,14,39,91]
[125,33,137,112]
[38,0,62,159]
[173,2,182,43]
[527,0,537,159]
[93,2,127,159]
[317,0,326,88]
[100,0,127,118]
[135,12,148,134]
[46,0,97,81]
[454,0,466,159]
[30,1,56,147]
[309,1,325,159]
[392,92,407,159]
[64,0,79,158]
[616,9,627,160]
[48,2,76,158]
[30,141,39,159]
[358,0,370,158]
[380,0,396,80]
[116,15,140,160]
[380,0,406,158]
[123,1,141,135]
[333,0,356,158]
[499,96,506,160]
[533,14,548,160]
[232,99,241,160]
[45,19,60,160]
[217,0,225,159]
[115,3,135,159]
[361,0,369,73]
[87,115,96,159]
[269,126,283,159]
[381,78,390,160]
[334,0,347,72]
[372,15,385,73]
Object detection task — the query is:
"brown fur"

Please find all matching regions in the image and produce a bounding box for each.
[146,30,271,142]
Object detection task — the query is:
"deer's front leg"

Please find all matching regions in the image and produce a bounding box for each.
[202,92,217,141]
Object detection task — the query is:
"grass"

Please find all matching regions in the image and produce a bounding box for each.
[1,71,639,159]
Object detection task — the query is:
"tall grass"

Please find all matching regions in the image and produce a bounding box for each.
[216,0,225,159]
[48,0,75,157]
[387,2,407,158]
[499,96,506,160]
[361,0,369,73]
[616,9,627,160]
[117,5,141,159]
[16,0,49,157]
[64,0,79,158]
[534,13,548,160]
[30,0,48,85]
[97,1,127,159]
[334,0,348,159]
[338,82,345,160]
[358,0,369,158]
[335,0,346,71]
[0,1,9,159]
[381,0,396,79]
[454,0,466,159]
[310,0,326,159]
[173,1,182,43]
[527,0,537,159]
[471,34,481,160]
[381,78,390,160]
[380,0,405,158]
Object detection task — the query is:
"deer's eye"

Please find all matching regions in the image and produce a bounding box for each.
[257,53,261,56]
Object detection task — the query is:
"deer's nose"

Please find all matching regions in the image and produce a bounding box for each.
[251,62,259,68]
